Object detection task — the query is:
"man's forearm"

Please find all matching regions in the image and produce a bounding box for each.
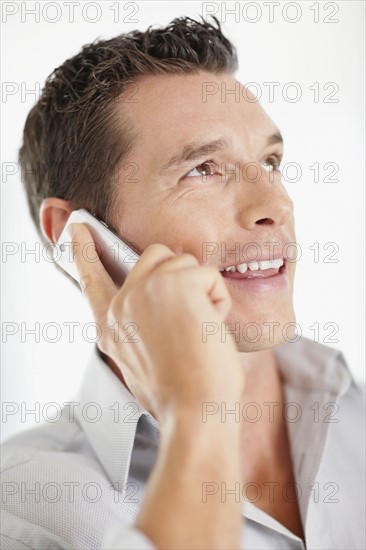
[135,409,243,550]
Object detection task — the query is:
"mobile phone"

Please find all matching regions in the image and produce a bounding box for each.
[54,209,139,287]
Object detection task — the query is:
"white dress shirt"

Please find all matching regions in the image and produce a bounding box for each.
[1,338,365,549]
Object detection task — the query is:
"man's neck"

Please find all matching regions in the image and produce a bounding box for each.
[237,348,289,475]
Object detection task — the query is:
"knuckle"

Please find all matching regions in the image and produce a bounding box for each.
[144,243,172,257]
[108,293,124,321]
[144,243,161,253]
[178,252,200,266]
[145,270,176,297]
[106,301,117,326]
[112,286,141,318]
[124,287,141,311]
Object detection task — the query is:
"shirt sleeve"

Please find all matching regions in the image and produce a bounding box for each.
[101,525,157,550]
[0,520,156,550]
[0,534,33,550]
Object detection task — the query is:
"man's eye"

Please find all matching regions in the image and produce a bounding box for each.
[184,160,221,179]
[262,155,282,173]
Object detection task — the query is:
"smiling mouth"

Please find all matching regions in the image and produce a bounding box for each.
[219,258,285,279]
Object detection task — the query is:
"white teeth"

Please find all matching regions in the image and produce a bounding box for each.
[271,258,284,269]
[258,259,284,270]
[258,260,272,270]
[236,262,248,274]
[219,258,284,273]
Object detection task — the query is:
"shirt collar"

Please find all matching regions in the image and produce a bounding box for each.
[273,336,354,396]
[75,337,355,492]
[74,346,159,488]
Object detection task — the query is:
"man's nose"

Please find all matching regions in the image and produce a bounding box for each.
[235,170,294,230]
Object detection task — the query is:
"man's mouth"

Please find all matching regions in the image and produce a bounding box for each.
[219,258,285,279]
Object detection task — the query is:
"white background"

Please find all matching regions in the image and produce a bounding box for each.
[1,1,365,441]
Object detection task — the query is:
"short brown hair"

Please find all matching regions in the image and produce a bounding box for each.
[19,16,238,238]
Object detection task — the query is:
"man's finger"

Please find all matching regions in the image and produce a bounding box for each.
[121,243,177,293]
[182,265,232,319]
[68,222,117,320]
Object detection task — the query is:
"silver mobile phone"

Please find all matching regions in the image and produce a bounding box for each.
[54,209,139,287]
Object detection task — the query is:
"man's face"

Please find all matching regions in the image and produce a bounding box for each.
[112,70,296,351]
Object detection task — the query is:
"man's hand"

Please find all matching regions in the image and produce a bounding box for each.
[69,222,245,425]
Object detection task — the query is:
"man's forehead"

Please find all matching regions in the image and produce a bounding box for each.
[123,71,272,125]
[120,71,279,161]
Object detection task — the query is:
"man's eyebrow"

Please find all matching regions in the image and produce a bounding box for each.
[161,131,283,171]
[161,137,231,171]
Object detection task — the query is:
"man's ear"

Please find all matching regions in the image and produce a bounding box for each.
[39,198,73,243]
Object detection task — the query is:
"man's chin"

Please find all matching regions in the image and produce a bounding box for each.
[236,335,289,353]
[225,309,297,353]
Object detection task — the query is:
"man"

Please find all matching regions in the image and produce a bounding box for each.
[1,16,364,550]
